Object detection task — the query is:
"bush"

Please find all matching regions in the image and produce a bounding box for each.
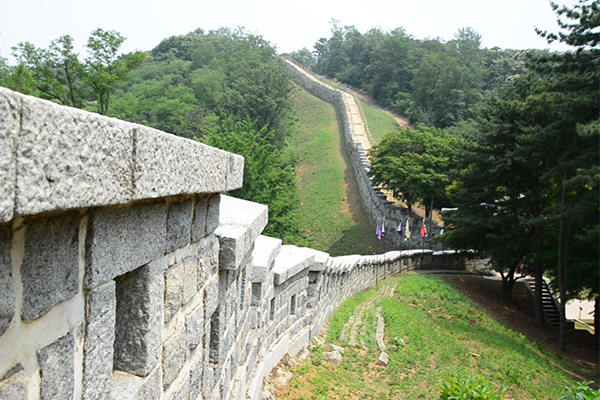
[438,376,503,400]
[558,381,600,400]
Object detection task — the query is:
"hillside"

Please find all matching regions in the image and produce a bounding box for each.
[270,274,598,399]
[291,86,395,256]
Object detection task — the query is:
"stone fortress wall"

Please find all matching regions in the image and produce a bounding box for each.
[0,86,470,400]
[283,58,443,249]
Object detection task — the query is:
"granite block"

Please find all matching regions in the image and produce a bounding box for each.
[114,259,164,377]
[17,93,134,216]
[166,199,193,253]
[0,225,13,336]
[21,212,79,321]
[85,202,166,289]
[0,88,19,223]
[82,281,116,400]
[37,333,75,400]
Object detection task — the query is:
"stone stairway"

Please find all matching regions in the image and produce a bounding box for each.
[522,277,561,328]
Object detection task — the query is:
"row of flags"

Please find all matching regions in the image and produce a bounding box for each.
[376,217,427,241]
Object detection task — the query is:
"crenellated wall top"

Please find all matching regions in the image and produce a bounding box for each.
[0,87,244,223]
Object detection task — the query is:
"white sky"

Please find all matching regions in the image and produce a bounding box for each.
[0,0,571,62]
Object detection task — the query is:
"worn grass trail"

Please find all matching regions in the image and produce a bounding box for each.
[339,279,395,348]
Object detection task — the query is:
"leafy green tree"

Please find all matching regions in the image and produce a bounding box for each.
[84,28,146,115]
[204,119,305,243]
[368,126,460,212]
[530,0,600,349]
[287,47,316,69]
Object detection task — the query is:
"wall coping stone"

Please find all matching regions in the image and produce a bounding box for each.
[249,236,282,283]
[0,87,244,222]
[272,246,315,285]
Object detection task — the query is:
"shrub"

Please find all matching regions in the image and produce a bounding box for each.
[558,381,600,400]
[438,376,503,400]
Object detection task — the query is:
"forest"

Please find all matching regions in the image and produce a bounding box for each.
[0,0,598,350]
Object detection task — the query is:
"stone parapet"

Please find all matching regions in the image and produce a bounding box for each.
[0,87,243,223]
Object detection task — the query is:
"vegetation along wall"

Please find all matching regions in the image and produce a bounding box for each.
[283,58,443,250]
[0,86,470,400]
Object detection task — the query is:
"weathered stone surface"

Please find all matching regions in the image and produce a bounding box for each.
[166,199,193,253]
[114,259,164,377]
[21,212,79,321]
[323,350,343,365]
[216,196,267,271]
[208,304,226,364]
[206,194,221,235]
[249,235,282,283]
[85,202,166,289]
[187,354,203,400]
[133,126,243,200]
[82,281,116,400]
[218,195,267,242]
[170,372,191,400]
[0,225,13,336]
[182,257,198,306]
[191,196,208,243]
[204,276,219,322]
[164,261,183,323]
[0,88,19,223]
[186,302,204,352]
[37,333,75,400]
[376,351,389,366]
[0,364,28,399]
[111,367,162,400]
[162,324,186,390]
[17,92,134,217]
[307,249,330,272]
[272,245,315,286]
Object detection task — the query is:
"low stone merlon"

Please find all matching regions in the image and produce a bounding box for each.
[0,86,244,222]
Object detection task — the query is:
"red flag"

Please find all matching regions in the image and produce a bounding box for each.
[420,218,427,238]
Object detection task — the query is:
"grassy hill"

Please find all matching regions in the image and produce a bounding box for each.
[274,274,596,399]
[290,86,395,256]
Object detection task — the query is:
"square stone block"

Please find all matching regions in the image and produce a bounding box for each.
[85,202,166,289]
[37,333,75,400]
[21,213,80,321]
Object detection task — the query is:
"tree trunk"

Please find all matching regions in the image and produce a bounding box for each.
[558,169,568,351]
[594,296,600,348]
[500,261,519,298]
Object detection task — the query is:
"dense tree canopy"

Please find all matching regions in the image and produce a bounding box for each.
[441,0,599,348]
[294,22,529,128]
[369,126,461,212]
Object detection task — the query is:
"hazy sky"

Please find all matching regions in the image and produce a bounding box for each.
[0,0,571,62]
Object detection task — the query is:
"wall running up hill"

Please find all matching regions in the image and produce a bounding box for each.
[283,58,443,249]
[0,86,470,400]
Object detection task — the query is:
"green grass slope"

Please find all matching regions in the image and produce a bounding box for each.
[278,275,591,400]
[290,87,394,256]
